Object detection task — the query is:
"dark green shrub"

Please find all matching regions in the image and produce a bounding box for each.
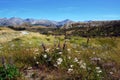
[0,64,20,80]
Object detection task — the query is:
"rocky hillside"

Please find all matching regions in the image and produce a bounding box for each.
[62,20,120,28]
[61,20,120,37]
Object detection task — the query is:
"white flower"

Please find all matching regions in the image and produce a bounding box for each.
[96,67,100,70]
[57,58,63,62]
[67,49,71,52]
[45,48,50,52]
[56,58,63,65]
[70,65,74,68]
[97,70,102,73]
[43,54,47,58]
[28,67,32,70]
[68,56,71,59]
[96,67,102,73]
[34,56,36,59]
[78,60,86,69]
[54,64,57,67]
[74,57,78,62]
[80,63,86,69]
[91,57,101,61]
[67,68,73,73]
[83,63,86,66]
[58,52,62,54]
[110,72,113,74]
[78,60,83,65]
[36,61,39,64]
[56,47,60,50]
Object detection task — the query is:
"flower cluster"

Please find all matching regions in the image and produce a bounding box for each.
[78,60,86,69]
[56,58,63,65]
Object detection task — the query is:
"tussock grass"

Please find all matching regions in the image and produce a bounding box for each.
[0,28,120,79]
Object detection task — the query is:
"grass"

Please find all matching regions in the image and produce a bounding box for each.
[0,28,120,79]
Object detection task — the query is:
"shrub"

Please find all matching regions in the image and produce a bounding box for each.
[0,64,20,80]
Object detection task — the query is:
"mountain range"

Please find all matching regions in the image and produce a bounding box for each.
[0,17,75,27]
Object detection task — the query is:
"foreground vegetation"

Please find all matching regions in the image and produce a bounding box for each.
[0,28,120,80]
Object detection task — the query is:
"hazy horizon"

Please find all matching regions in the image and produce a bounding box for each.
[0,17,120,22]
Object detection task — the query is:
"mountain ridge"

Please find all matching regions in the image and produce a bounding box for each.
[0,17,75,27]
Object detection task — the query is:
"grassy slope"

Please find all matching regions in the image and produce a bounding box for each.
[0,27,120,79]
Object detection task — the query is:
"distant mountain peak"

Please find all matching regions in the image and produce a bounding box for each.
[62,19,73,22]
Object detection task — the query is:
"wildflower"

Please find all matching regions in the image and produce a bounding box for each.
[91,57,101,61]
[54,64,57,67]
[56,47,60,50]
[43,54,47,58]
[34,56,36,60]
[80,63,86,69]
[68,56,71,59]
[96,67,100,70]
[78,60,86,69]
[70,65,74,68]
[58,52,62,54]
[45,48,50,52]
[56,58,63,65]
[67,49,71,52]
[97,70,102,73]
[78,60,83,65]
[74,57,78,62]
[91,57,101,65]
[96,67,102,73]
[67,68,73,73]
[110,72,113,74]
[28,67,32,70]
[36,61,39,64]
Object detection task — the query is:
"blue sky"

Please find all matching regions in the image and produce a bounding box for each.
[0,0,120,21]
